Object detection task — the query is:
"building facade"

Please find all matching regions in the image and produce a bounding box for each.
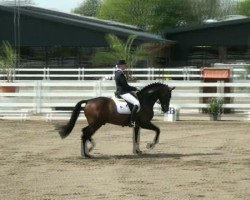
[164,17,250,67]
[0,5,173,71]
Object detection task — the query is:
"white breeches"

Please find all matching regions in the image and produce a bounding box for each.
[120,93,140,108]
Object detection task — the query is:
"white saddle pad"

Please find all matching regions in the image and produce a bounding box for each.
[112,97,131,114]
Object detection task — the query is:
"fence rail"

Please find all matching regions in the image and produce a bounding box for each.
[0,65,249,81]
[0,80,250,120]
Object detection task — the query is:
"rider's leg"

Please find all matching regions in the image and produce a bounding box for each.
[120,93,140,127]
[129,105,139,127]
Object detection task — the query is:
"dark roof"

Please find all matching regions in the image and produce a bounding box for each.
[20,6,143,31]
[164,17,250,35]
[0,5,174,44]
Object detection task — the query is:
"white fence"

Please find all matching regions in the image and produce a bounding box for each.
[0,80,250,121]
[1,65,250,81]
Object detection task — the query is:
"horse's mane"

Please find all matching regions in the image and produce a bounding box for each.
[137,82,167,95]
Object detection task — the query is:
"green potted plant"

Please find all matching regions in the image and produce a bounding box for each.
[0,41,17,92]
[208,97,223,121]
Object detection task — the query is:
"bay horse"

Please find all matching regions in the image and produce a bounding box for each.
[57,82,175,158]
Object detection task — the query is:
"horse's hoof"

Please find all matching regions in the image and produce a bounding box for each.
[146,143,155,149]
[88,141,96,152]
[82,154,92,159]
[133,149,142,155]
[81,150,92,159]
[136,150,142,155]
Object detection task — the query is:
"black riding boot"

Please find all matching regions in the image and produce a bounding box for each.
[129,105,139,127]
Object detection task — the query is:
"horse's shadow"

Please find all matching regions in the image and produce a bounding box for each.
[86,152,222,160]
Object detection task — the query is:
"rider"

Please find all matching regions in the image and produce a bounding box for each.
[114,60,140,127]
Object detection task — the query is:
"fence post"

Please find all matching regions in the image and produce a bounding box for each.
[47,68,50,80]
[43,67,46,80]
[186,67,190,81]
[82,68,85,80]
[34,81,42,114]
[147,67,151,80]
[96,80,102,96]
[183,67,187,81]
[78,67,81,81]
[151,68,154,80]
[217,81,224,98]
[13,68,16,81]
[113,67,116,79]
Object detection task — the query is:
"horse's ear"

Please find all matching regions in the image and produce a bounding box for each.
[169,87,175,91]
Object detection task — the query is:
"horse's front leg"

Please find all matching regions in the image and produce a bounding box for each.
[133,125,142,155]
[140,122,160,149]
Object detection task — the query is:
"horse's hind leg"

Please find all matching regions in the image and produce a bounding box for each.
[81,126,91,158]
[88,137,96,152]
[81,125,100,158]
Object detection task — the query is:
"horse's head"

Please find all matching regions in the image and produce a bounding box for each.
[137,83,175,113]
[158,86,175,113]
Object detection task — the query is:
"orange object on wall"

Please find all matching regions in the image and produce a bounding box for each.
[202,68,231,79]
[201,68,232,113]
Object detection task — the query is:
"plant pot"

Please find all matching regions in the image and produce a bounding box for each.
[210,113,221,121]
[0,86,18,111]
[0,86,18,93]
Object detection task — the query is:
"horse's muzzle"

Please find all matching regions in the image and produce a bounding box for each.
[161,105,169,113]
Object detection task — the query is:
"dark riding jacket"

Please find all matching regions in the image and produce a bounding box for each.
[115,69,137,95]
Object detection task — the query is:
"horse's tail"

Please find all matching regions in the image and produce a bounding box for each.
[57,100,87,139]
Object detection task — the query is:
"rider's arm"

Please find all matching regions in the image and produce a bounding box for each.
[119,73,137,91]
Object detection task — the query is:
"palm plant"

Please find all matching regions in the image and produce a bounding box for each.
[0,41,17,82]
[93,34,151,79]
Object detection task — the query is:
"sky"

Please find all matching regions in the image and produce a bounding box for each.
[34,0,83,13]
[2,0,243,13]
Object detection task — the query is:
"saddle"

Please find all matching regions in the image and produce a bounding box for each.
[113,92,138,114]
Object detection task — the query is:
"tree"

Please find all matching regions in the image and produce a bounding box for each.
[72,0,102,17]
[237,0,250,16]
[98,0,155,30]
[152,0,192,31]
[92,34,151,78]
[97,0,238,33]
[98,0,195,32]
[186,0,237,24]
[188,0,221,23]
